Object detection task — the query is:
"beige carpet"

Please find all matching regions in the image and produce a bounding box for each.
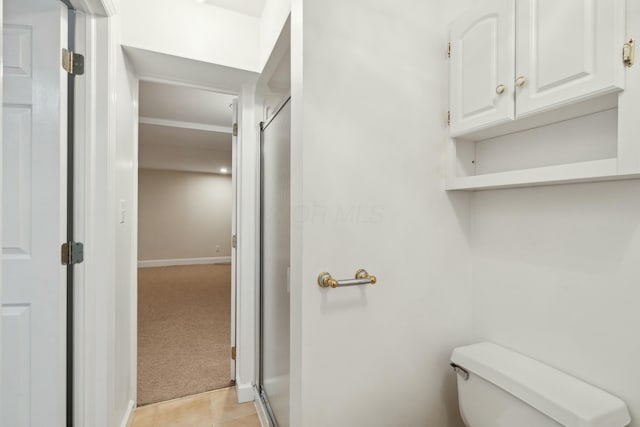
[138,264,232,406]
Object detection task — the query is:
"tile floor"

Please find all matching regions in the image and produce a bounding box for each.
[129,387,261,427]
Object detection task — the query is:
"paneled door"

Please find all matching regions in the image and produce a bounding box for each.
[260,98,291,427]
[449,0,515,137]
[2,0,68,425]
[515,0,625,117]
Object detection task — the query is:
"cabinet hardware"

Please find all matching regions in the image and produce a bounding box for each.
[623,39,635,67]
[515,76,527,88]
[496,84,506,95]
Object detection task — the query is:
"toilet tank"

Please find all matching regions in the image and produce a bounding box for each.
[450,343,631,427]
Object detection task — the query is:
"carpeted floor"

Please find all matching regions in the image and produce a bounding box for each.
[137,264,231,406]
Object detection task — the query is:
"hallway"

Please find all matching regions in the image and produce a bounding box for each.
[138,264,232,405]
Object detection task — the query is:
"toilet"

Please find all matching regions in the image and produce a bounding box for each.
[450,343,631,427]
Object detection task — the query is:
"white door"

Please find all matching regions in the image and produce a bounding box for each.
[230,98,238,382]
[449,0,515,137]
[2,0,68,425]
[260,99,291,427]
[515,0,625,117]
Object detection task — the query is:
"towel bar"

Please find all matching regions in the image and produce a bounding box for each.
[317,269,377,288]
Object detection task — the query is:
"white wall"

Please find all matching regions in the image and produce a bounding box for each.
[259,0,291,71]
[138,169,232,261]
[291,1,473,425]
[113,14,138,424]
[118,0,260,72]
[471,181,640,426]
[138,144,232,175]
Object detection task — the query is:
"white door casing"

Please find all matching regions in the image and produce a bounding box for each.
[230,97,238,382]
[2,0,67,425]
[515,0,625,116]
[449,0,515,137]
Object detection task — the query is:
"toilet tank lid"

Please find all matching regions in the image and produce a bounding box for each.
[450,343,631,427]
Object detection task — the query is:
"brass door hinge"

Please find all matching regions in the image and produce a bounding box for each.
[623,39,635,67]
[231,346,236,360]
[447,42,451,58]
[62,49,84,75]
[61,242,84,265]
[232,234,237,249]
[232,123,238,137]
[447,111,451,127]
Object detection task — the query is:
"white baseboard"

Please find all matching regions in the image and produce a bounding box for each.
[236,382,254,403]
[138,256,231,268]
[120,399,135,427]
[253,386,272,427]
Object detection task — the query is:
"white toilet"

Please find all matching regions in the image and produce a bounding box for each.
[450,342,631,427]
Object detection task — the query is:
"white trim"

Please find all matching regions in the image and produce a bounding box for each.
[135,75,240,97]
[137,256,232,268]
[70,0,117,17]
[139,116,233,134]
[253,386,273,427]
[236,382,255,403]
[119,400,135,427]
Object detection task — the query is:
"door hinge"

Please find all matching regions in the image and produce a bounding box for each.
[447,42,451,58]
[62,49,84,75]
[232,123,238,137]
[447,110,451,127]
[232,234,237,249]
[61,242,84,265]
[623,39,635,67]
[231,346,236,360]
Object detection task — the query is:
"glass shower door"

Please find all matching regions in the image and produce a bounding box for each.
[260,98,291,427]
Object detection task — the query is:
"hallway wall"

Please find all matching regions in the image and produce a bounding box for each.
[114,20,139,425]
[291,1,473,425]
[138,169,233,262]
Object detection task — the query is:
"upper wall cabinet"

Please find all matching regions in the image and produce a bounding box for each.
[446,0,637,191]
[516,0,625,117]
[449,0,515,137]
[449,0,626,138]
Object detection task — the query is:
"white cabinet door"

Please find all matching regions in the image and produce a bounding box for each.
[515,0,625,117]
[449,0,515,137]
[2,0,67,426]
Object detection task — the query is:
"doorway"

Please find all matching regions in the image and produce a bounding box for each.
[135,81,238,405]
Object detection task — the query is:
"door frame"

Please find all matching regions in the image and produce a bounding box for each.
[70,5,119,427]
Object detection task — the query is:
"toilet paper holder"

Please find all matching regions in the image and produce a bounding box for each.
[317,269,377,289]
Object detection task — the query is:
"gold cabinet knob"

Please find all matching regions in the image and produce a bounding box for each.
[515,76,527,88]
[496,84,506,95]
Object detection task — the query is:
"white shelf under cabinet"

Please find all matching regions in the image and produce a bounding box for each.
[447,159,625,191]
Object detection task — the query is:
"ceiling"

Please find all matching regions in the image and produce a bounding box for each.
[138,82,234,174]
[198,0,266,18]
[139,81,236,127]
